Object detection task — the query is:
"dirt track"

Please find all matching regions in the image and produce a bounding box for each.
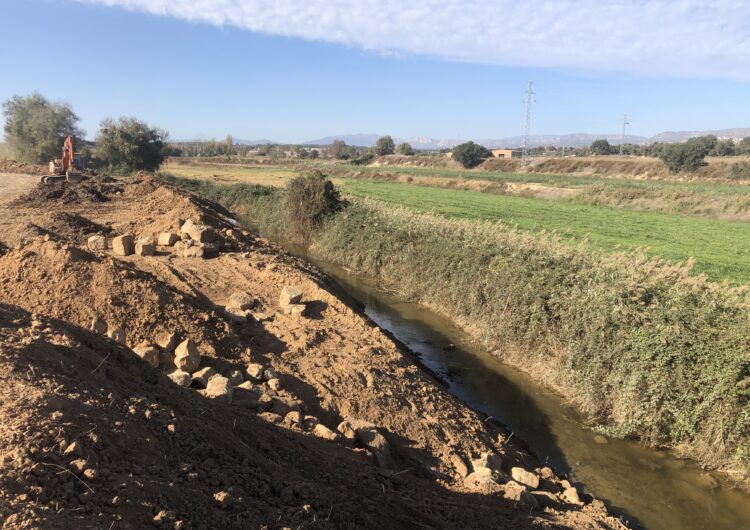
[0,169,625,529]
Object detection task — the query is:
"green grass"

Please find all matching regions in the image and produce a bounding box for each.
[338,179,750,283]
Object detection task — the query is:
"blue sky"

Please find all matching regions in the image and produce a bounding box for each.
[2,0,749,143]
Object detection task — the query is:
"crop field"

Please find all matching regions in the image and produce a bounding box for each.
[160,160,302,187]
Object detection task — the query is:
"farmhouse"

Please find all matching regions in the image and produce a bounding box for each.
[491,149,521,159]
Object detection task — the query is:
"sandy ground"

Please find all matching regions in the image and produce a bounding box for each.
[0,169,626,529]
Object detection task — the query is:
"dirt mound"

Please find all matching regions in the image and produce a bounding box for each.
[0,159,46,176]
[13,179,122,207]
[0,176,627,529]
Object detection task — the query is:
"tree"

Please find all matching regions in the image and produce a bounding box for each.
[225,134,234,157]
[711,138,736,157]
[375,135,395,156]
[2,92,83,164]
[737,137,750,155]
[590,139,612,156]
[330,140,350,160]
[396,142,414,156]
[659,135,717,173]
[96,116,168,172]
[451,141,491,169]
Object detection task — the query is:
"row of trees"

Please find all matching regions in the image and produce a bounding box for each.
[2,92,168,172]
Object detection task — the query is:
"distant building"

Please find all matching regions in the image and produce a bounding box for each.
[491,149,521,159]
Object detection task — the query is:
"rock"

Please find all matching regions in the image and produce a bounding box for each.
[450,453,469,478]
[593,434,608,445]
[530,490,560,508]
[213,490,233,509]
[205,376,233,403]
[191,366,217,388]
[279,286,303,306]
[511,467,540,489]
[182,245,205,259]
[226,369,244,386]
[157,232,180,246]
[63,441,83,457]
[90,316,107,334]
[285,410,302,427]
[472,452,503,473]
[155,332,178,364]
[107,325,126,344]
[539,466,556,480]
[303,415,319,430]
[267,378,282,391]
[234,382,260,408]
[282,303,306,316]
[180,219,217,243]
[135,237,156,256]
[174,339,200,372]
[313,424,340,441]
[503,480,534,505]
[464,472,503,494]
[153,510,176,526]
[263,368,278,381]
[133,342,160,368]
[561,486,583,505]
[224,306,247,324]
[270,396,300,416]
[168,370,191,387]
[229,291,256,310]
[201,241,221,257]
[245,363,265,381]
[69,458,88,474]
[355,428,392,469]
[336,420,357,440]
[112,234,135,256]
[87,234,107,251]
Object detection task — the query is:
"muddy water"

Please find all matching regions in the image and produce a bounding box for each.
[293,252,750,530]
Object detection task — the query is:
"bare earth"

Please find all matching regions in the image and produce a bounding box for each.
[0,168,626,529]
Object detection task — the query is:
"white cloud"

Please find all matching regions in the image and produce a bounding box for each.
[77,0,750,80]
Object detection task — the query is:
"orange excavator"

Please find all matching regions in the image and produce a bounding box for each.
[41,135,85,184]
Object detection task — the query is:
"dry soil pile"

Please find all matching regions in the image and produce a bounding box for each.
[0,174,627,529]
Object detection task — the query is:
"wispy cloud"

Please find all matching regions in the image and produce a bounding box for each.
[77,0,750,80]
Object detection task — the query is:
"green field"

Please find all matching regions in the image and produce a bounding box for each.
[338,179,750,282]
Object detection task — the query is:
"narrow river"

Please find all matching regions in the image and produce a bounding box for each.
[287,248,750,530]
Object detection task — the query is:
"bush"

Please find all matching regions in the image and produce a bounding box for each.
[96,117,168,172]
[729,161,750,180]
[283,171,341,243]
[659,135,717,173]
[2,92,83,164]
[396,142,414,156]
[451,141,492,168]
[375,135,395,156]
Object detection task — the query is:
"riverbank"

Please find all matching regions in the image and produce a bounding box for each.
[161,175,750,481]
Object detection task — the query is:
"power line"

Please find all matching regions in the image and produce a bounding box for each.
[619,114,630,156]
[522,81,535,166]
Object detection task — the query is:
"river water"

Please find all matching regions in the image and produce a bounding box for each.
[289,250,750,530]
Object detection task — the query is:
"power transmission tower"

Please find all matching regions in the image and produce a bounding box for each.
[619,114,630,156]
[522,81,535,166]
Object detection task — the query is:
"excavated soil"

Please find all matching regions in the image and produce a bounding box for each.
[0,173,626,529]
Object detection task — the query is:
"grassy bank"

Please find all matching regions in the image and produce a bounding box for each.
[162,175,750,474]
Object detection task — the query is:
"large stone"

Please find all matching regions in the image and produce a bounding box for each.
[133,342,159,368]
[229,291,256,310]
[224,306,247,324]
[530,491,560,508]
[107,325,126,344]
[90,316,107,334]
[135,237,156,256]
[168,370,191,387]
[156,331,178,353]
[511,467,540,489]
[182,245,205,259]
[174,339,200,372]
[472,452,503,473]
[87,234,107,251]
[233,382,261,408]
[313,424,340,441]
[355,428,392,469]
[464,472,503,494]
[192,366,217,388]
[205,376,233,403]
[561,486,583,505]
[267,378,282,391]
[112,234,135,256]
[245,363,265,381]
[180,219,217,243]
[157,232,180,246]
[226,369,245,386]
[281,303,306,316]
[279,286,303,307]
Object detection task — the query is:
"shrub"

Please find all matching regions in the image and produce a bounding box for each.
[729,161,750,180]
[659,135,716,173]
[374,135,395,156]
[452,141,492,168]
[2,92,83,164]
[283,171,341,243]
[96,117,168,172]
[396,142,414,156]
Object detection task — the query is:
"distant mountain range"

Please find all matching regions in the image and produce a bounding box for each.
[302,128,750,149]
